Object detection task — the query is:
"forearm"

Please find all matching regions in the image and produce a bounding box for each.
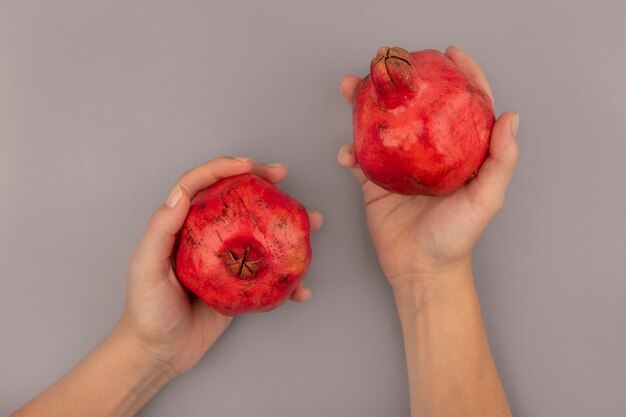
[12,322,172,417]
[392,259,512,417]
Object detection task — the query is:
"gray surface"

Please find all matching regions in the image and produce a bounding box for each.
[1,0,625,416]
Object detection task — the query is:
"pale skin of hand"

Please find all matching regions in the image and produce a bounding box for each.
[12,158,322,417]
[338,46,519,417]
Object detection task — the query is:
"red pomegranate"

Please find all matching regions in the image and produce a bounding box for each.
[353,47,495,196]
[175,174,311,315]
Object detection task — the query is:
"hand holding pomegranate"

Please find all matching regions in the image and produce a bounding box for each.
[119,157,322,378]
[338,46,519,287]
[337,46,517,417]
[12,157,322,417]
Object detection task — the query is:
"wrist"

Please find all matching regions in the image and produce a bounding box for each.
[106,321,176,388]
[390,256,475,312]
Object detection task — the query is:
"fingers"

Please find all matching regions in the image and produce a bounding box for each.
[132,157,254,270]
[289,283,312,302]
[132,156,322,275]
[176,157,254,197]
[337,143,357,167]
[338,75,368,184]
[308,210,323,230]
[445,46,494,104]
[251,162,288,184]
[337,143,368,185]
[465,112,520,214]
[339,75,362,104]
[130,186,191,272]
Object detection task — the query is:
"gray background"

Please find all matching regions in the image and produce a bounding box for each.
[1,0,625,416]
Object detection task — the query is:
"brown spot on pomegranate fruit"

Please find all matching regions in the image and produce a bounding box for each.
[353,47,495,196]
[175,173,311,315]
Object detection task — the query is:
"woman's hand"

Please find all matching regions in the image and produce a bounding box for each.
[337,46,519,287]
[12,157,322,417]
[338,47,517,416]
[117,157,323,379]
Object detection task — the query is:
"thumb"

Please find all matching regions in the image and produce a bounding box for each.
[131,185,191,272]
[466,112,520,213]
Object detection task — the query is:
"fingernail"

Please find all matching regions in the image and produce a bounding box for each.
[306,288,312,300]
[267,162,286,168]
[511,113,520,137]
[337,148,352,162]
[166,186,182,208]
[234,157,251,162]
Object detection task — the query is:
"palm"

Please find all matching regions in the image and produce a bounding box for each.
[359,179,482,282]
[127,262,231,376]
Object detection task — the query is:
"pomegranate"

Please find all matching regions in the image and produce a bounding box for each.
[175,174,311,315]
[353,47,495,196]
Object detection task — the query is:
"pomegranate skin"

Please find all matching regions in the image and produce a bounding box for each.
[175,173,311,316]
[353,47,495,196]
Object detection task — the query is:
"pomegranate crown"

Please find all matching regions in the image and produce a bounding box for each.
[369,46,418,109]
